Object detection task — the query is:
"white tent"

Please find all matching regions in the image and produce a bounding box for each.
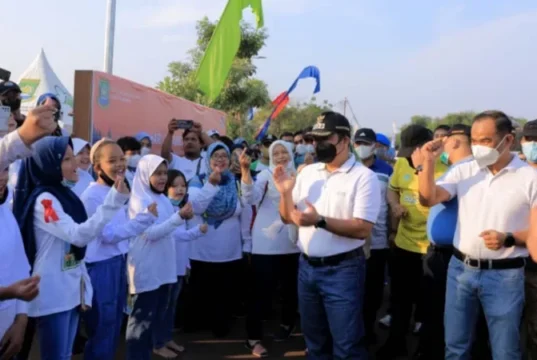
[17,49,74,134]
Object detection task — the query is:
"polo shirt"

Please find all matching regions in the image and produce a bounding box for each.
[437,156,537,259]
[389,158,448,254]
[292,156,381,257]
[427,156,473,246]
[368,158,393,249]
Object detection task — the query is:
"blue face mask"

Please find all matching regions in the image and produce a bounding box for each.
[522,142,537,163]
[61,179,77,189]
[169,198,182,206]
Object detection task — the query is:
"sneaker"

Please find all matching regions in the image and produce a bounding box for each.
[413,322,422,334]
[379,314,392,328]
[245,340,268,358]
[273,324,295,342]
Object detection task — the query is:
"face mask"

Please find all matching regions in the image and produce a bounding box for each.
[522,142,537,163]
[61,179,77,188]
[471,136,506,169]
[356,144,374,160]
[295,144,306,155]
[169,198,182,207]
[141,147,151,156]
[126,154,141,171]
[305,144,315,153]
[99,172,115,187]
[440,151,450,165]
[315,142,337,164]
[2,98,21,112]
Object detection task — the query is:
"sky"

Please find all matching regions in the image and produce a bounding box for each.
[3,0,537,134]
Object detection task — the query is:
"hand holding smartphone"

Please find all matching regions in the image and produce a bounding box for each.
[174,119,193,130]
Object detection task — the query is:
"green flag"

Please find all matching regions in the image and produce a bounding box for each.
[195,0,264,102]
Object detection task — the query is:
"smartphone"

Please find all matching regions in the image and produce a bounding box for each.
[0,68,11,81]
[179,193,190,208]
[175,119,193,130]
[0,106,10,132]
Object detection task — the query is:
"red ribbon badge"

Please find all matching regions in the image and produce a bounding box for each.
[41,199,59,223]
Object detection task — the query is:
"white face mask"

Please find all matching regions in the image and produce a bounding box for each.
[126,154,141,170]
[471,136,506,168]
[305,144,315,153]
[355,144,374,160]
[295,144,306,155]
[140,147,151,156]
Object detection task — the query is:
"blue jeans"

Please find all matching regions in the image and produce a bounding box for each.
[153,277,184,349]
[83,254,127,360]
[298,253,367,360]
[126,284,171,360]
[445,257,525,360]
[37,308,79,360]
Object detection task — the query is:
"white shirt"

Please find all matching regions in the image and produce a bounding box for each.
[0,130,33,171]
[8,159,21,189]
[72,168,94,197]
[370,171,390,250]
[242,171,300,255]
[0,188,30,339]
[81,183,156,263]
[28,188,129,317]
[437,156,537,259]
[292,156,381,257]
[170,206,204,276]
[188,182,251,262]
[170,153,207,182]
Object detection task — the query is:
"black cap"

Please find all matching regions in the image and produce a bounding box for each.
[262,134,276,145]
[398,124,433,158]
[308,111,351,137]
[354,128,377,144]
[523,120,537,138]
[0,80,21,95]
[447,123,470,137]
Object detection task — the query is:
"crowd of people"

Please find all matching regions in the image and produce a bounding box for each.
[2,77,537,360]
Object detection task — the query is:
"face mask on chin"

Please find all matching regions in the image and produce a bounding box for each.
[471,136,507,168]
[61,178,77,188]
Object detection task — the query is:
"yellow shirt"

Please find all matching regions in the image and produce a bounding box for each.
[389,158,447,254]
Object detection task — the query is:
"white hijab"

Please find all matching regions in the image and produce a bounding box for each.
[72,138,89,156]
[128,154,174,222]
[263,140,296,205]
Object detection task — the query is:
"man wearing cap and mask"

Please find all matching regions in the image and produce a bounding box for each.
[417,111,537,359]
[250,135,275,173]
[353,128,393,345]
[379,124,448,359]
[273,111,381,359]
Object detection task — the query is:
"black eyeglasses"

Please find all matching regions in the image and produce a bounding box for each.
[294,140,304,145]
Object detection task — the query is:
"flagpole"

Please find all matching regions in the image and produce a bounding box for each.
[104,0,117,74]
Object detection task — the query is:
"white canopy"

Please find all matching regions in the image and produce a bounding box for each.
[17,49,73,134]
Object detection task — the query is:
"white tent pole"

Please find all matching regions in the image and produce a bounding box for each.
[103,0,117,74]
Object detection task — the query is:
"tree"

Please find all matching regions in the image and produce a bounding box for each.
[157,17,271,137]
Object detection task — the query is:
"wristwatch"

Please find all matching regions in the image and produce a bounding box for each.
[504,232,516,248]
[414,165,424,175]
[315,216,327,229]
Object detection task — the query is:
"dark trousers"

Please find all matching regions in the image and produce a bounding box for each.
[385,246,424,348]
[246,253,299,340]
[526,263,537,360]
[363,248,389,343]
[185,259,242,337]
[418,245,491,360]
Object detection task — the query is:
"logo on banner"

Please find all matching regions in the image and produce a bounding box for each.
[19,79,40,102]
[98,78,110,108]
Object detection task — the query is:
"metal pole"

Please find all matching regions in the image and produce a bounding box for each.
[343,97,347,117]
[104,0,117,73]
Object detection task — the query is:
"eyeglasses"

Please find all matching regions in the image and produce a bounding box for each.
[294,140,304,145]
[211,154,229,161]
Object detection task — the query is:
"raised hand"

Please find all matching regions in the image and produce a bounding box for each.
[167,119,179,134]
[208,168,222,186]
[273,165,296,194]
[199,223,209,234]
[239,149,251,171]
[179,202,193,220]
[420,138,444,161]
[2,275,40,301]
[192,121,203,134]
[114,175,130,195]
[17,98,57,146]
[147,202,158,217]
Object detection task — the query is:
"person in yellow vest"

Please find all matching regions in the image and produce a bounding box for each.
[377,124,448,359]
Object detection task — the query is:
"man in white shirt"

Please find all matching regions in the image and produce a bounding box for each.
[417,110,537,359]
[161,119,214,182]
[274,111,381,359]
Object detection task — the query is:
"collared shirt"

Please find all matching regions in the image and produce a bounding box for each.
[437,156,537,259]
[292,156,381,257]
[368,158,393,249]
[427,156,473,246]
[389,158,448,254]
